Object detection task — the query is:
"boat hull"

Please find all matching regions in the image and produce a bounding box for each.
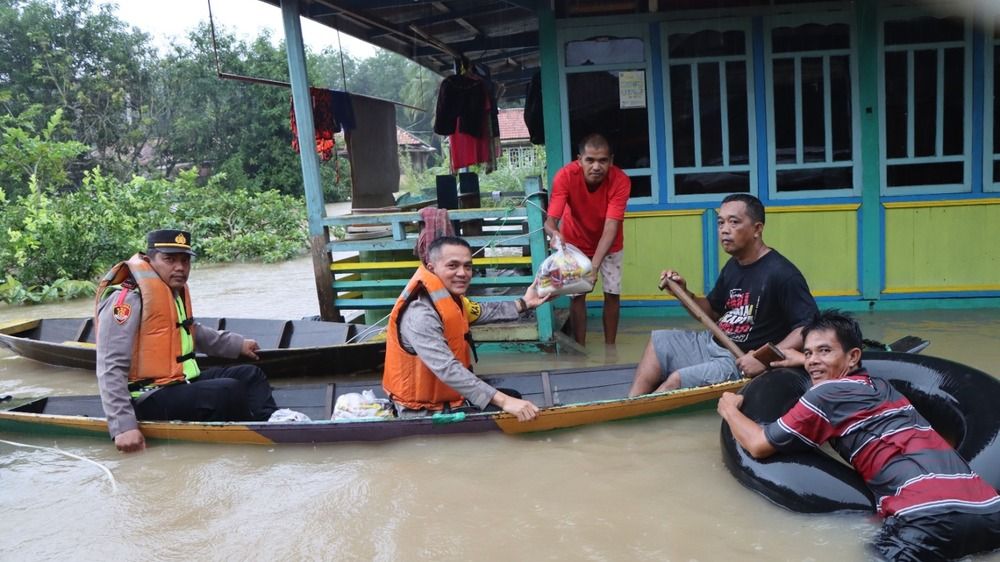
[0,365,746,445]
[0,317,386,378]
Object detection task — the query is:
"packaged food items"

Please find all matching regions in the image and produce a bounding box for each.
[535,242,595,298]
[332,389,395,421]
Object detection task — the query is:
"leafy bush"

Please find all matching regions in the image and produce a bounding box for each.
[0,167,308,304]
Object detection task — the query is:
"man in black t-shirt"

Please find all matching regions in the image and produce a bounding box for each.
[628,194,817,396]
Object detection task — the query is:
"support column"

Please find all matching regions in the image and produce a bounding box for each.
[525,176,554,341]
[538,4,564,185]
[282,0,338,320]
[856,0,882,301]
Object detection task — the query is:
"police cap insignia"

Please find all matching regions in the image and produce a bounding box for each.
[146,229,196,256]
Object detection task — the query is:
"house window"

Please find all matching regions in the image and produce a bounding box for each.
[562,27,655,200]
[880,14,970,193]
[504,145,537,170]
[766,20,858,196]
[988,19,1000,191]
[663,22,754,200]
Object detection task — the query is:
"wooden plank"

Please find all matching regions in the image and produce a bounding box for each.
[0,319,39,335]
[310,232,340,322]
[333,276,535,291]
[331,255,533,272]
[327,234,536,252]
[335,294,525,309]
[321,207,528,227]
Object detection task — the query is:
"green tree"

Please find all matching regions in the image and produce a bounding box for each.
[0,0,156,179]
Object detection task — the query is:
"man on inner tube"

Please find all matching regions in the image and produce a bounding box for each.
[382,236,549,421]
[628,194,818,396]
[718,310,1000,561]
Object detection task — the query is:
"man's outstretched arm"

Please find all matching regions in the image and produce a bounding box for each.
[717,392,776,459]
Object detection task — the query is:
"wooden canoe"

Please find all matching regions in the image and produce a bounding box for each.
[0,364,747,445]
[0,317,386,378]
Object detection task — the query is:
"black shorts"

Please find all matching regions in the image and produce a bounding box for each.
[869,505,1000,562]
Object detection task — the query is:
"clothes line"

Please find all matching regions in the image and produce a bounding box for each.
[206,0,424,113]
[216,71,426,113]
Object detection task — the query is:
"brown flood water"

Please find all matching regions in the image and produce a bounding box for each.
[2,256,1000,561]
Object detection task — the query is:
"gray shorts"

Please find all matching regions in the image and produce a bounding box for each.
[650,330,739,389]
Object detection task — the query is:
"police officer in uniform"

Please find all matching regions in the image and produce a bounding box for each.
[95,229,277,453]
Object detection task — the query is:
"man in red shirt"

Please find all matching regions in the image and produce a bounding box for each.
[544,134,631,345]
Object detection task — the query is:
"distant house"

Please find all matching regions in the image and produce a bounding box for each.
[497,108,537,170]
[397,127,435,172]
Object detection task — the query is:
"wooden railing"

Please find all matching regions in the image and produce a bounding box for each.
[320,177,553,342]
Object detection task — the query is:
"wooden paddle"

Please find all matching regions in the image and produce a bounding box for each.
[658,276,744,358]
[658,276,786,368]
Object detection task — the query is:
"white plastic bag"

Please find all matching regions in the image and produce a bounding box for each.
[535,242,595,298]
[332,389,394,421]
[268,409,311,422]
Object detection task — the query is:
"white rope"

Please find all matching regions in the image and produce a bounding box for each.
[346,313,390,343]
[0,438,118,492]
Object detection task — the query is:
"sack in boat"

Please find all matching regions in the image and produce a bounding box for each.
[333,390,394,421]
[268,409,311,422]
[535,242,594,298]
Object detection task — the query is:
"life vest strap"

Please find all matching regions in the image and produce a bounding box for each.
[176,351,196,363]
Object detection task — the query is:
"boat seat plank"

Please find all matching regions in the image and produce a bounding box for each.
[272,385,329,421]
[73,318,93,343]
[37,396,106,418]
[218,318,287,350]
[36,319,90,347]
[287,320,352,348]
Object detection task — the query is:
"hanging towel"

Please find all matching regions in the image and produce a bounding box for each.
[331,90,356,132]
[414,207,455,262]
[290,88,339,161]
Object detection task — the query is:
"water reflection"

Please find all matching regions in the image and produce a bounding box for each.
[2,258,999,560]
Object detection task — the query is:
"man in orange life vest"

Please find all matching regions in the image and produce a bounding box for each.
[95,229,277,453]
[383,236,548,421]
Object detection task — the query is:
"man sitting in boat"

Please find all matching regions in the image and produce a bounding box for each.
[628,194,817,396]
[383,236,548,421]
[95,229,278,453]
[718,310,1000,560]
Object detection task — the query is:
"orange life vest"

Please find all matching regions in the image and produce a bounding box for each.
[95,253,195,387]
[383,265,472,411]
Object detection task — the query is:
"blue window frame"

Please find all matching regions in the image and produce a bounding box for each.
[558,24,658,203]
[878,11,972,195]
[986,16,1000,192]
[764,14,861,199]
[660,19,756,203]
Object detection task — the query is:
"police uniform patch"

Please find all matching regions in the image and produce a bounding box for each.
[113,303,132,324]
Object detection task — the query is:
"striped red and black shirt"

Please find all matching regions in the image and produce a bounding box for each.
[763,369,1000,518]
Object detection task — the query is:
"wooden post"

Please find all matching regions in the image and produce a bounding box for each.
[282,0,338,320]
[524,176,553,342]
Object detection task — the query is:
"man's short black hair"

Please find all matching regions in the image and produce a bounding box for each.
[426,236,472,263]
[577,133,612,156]
[802,309,864,358]
[721,193,765,224]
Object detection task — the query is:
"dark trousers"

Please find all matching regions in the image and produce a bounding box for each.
[134,365,277,423]
[869,506,1000,561]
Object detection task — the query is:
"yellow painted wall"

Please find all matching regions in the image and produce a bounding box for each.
[714,206,860,297]
[591,211,705,300]
[884,200,1000,293]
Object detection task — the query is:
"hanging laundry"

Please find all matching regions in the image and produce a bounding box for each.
[290,88,339,161]
[435,62,500,172]
[330,90,356,132]
[413,206,455,262]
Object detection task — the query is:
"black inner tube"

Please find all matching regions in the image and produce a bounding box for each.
[720,352,1000,514]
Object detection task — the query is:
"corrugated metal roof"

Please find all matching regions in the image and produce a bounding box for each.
[256,0,539,102]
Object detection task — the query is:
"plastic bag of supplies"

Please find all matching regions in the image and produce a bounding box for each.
[332,389,394,421]
[535,242,594,298]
